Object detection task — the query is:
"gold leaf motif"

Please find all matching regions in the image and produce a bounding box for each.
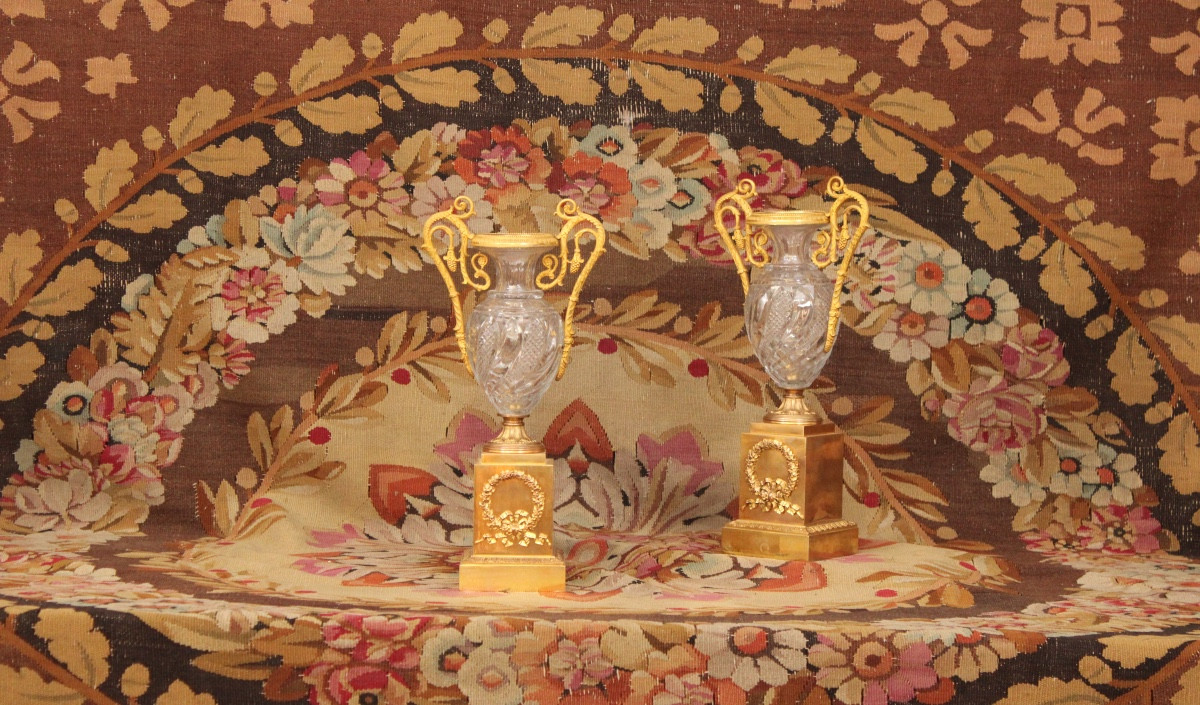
[391,12,463,63]
[1070,220,1146,271]
[83,139,138,211]
[168,86,235,148]
[1107,328,1159,405]
[756,83,824,145]
[764,45,857,84]
[719,84,742,113]
[631,16,719,55]
[985,154,1077,203]
[1159,414,1200,494]
[27,259,102,317]
[870,87,955,131]
[1038,241,1097,318]
[186,136,270,177]
[628,62,704,112]
[297,94,382,134]
[963,177,1021,250]
[1148,314,1200,376]
[108,190,188,234]
[0,665,84,705]
[0,341,44,401]
[394,67,481,107]
[856,118,928,183]
[0,229,41,305]
[155,680,218,705]
[289,35,355,94]
[33,609,111,687]
[520,59,600,105]
[522,5,604,48]
[1099,634,1198,669]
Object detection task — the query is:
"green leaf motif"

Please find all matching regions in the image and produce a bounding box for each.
[1070,220,1146,271]
[394,67,481,107]
[520,60,600,105]
[963,177,1021,250]
[629,62,704,112]
[985,154,1077,203]
[870,88,955,131]
[764,45,857,85]
[755,83,824,145]
[856,118,927,183]
[522,6,604,48]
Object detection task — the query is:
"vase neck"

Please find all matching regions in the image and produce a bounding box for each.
[479,244,553,297]
[766,223,821,266]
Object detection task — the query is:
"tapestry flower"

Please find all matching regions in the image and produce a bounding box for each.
[664,178,713,225]
[313,152,408,239]
[809,630,946,705]
[944,376,1046,454]
[948,269,1020,345]
[10,470,113,532]
[1077,444,1141,507]
[1076,505,1163,554]
[453,125,553,202]
[409,175,494,234]
[1018,0,1123,65]
[547,152,636,223]
[931,631,1034,682]
[845,230,902,312]
[694,625,807,690]
[872,308,950,363]
[979,451,1048,507]
[0,40,61,143]
[249,177,318,224]
[894,242,971,316]
[207,332,255,387]
[1149,95,1200,186]
[459,648,522,705]
[259,205,356,296]
[654,673,713,705]
[84,0,194,31]
[223,0,314,29]
[46,382,93,422]
[304,614,436,705]
[875,0,994,69]
[0,1,45,19]
[210,254,302,344]
[1001,322,1069,386]
[578,124,639,168]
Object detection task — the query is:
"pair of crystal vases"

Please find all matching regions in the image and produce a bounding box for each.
[420,179,869,592]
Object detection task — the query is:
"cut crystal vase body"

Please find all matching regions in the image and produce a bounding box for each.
[744,221,834,391]
[466,243,564,419]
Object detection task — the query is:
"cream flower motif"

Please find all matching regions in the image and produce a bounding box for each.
[872,308,950,363]
[1018,0,1123,65]
[46,381,93,422]
[1149,95,1200,186]
[315,151,409,238]
[948,269,1020,345]
[409,175,495,234]
[654,673,713,705]
[259,204,356,296]
[459,647,522,705]
[578,124,640,168]
[12,470,113,532]
[980,450,1048,507]
[210,254,301,344]
[0,40,61,143]
[845,230,902,312]
[223,0,313,29]
[809,630,942,705]
[1078,444,1141,507]
[875,0,993,69]
[894,242,970,316]
[694,625,807,690]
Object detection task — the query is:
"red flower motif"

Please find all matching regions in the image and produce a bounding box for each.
[547,152,635,221]
[944,376,1046,454]
[454,125,552,200]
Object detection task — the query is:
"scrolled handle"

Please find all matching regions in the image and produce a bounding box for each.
[540,198,606,380]
[811,176,870,352]
[420,196,487,377]
[712,178,769,295]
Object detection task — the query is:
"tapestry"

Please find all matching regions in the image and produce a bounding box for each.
[0,1,1198,703]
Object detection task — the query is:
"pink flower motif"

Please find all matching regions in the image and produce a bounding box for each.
[208,332,255,387]
[1077,505,1163,555]
[1001,322,1069,386]
[221,267,288,324]
[9,469,113,532]
[306,664,410,705]
[872,308,951,363]
[211,259,301,344]
[547,152,636,222]
[547,635,614,691]
[454,125,552,199]
[845,231,902,312]
[655,673,714,705]
[809,631,946,705]
[315,150,409,237]
[304,614,437,705]
[944,376,1046,454]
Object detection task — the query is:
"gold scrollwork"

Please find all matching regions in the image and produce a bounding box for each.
[420,196,490,378]
[477,469,551,548]
[743,439,802,516]
[537,199,607,380]
[810,176,870,352]
[712,178,771,294]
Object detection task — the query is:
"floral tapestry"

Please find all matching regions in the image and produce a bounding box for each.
[0,1,1199,704]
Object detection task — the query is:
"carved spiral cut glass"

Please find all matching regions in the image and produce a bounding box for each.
[466,244,564,418]
[744,223,835,390]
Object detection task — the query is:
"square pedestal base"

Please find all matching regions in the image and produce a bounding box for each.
[722,518,858,561]
[459,552,565,592]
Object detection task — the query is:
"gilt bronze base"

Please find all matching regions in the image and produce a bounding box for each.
[721,420,858,561]
[459,449,565,592]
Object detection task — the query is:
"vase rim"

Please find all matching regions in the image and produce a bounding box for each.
[473,232,559,249]
[746,210,827,226]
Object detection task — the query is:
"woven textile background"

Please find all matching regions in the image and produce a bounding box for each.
[1,1,1199,703]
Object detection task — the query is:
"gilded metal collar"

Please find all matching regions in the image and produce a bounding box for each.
[471,232,560,249]
[745,210,828,226]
